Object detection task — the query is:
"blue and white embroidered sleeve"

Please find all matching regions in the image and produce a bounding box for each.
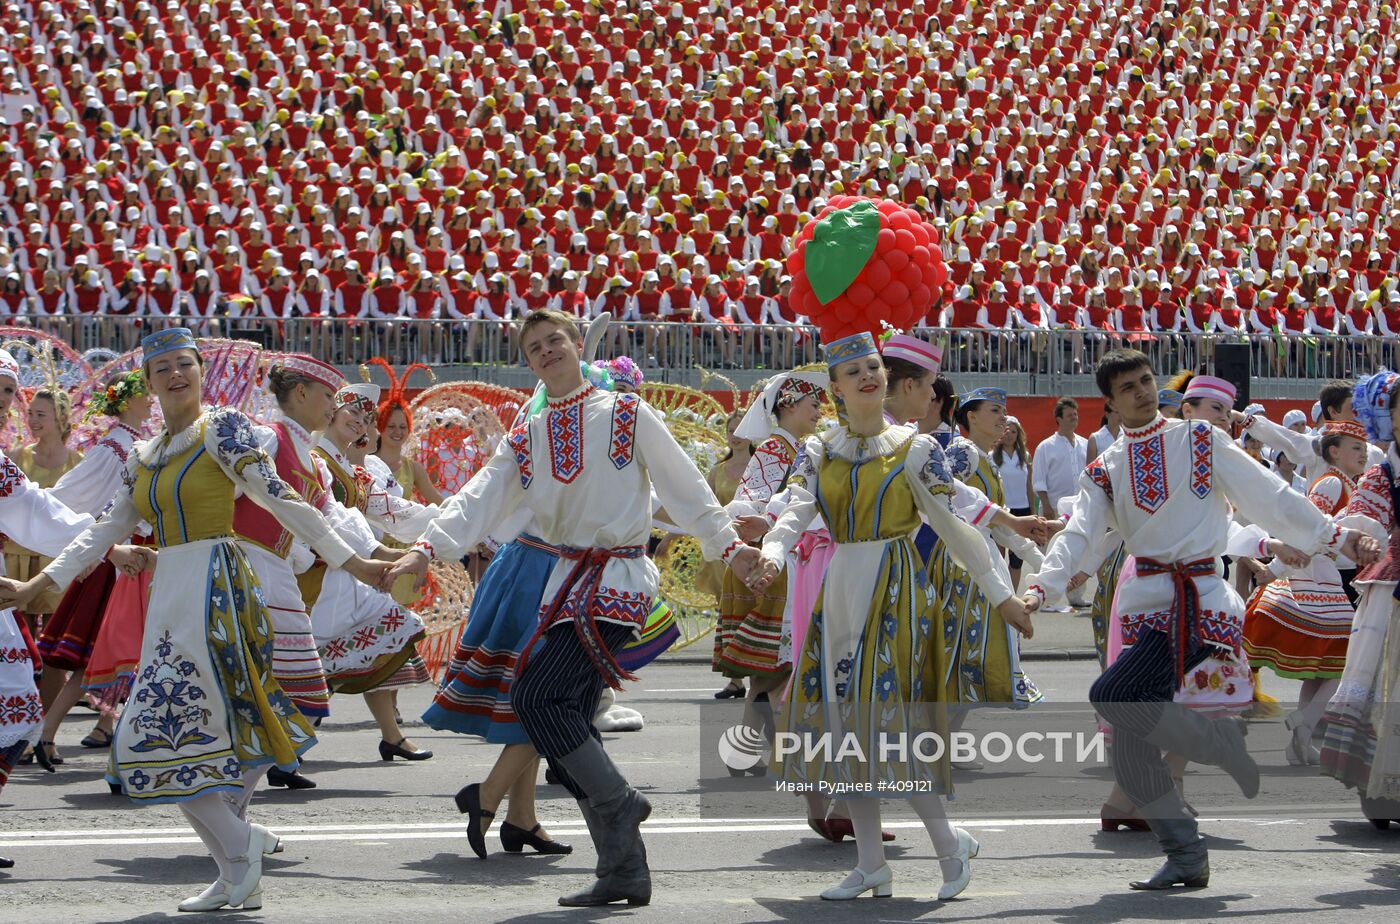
[907,435,1014,605]
[206,408,355,568]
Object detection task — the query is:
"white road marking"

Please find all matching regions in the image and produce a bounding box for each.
[0,814,1332,850]
[639,688,729,693]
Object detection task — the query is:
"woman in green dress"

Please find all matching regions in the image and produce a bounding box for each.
[748,332,1033,901]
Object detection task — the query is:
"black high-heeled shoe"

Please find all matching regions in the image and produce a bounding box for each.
[454,783,494,859]
[267,766,317,789]
[33,742,58,773]
[379,738,434,762]
[500,822,573,855]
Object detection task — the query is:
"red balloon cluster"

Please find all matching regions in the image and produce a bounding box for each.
[786,196,948,343]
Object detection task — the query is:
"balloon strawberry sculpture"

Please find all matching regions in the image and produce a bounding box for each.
[786,197,948,341]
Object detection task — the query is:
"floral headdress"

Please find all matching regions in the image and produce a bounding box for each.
[84,369,147,420]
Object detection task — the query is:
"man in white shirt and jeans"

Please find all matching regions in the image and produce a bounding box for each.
[1033,397,1089,609]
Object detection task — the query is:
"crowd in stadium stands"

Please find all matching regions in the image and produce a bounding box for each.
[2,0,1400,370]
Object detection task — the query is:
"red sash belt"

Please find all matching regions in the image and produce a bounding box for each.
[1134,556,1215,683]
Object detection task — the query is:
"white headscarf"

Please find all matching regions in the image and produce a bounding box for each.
[734,370,829,443]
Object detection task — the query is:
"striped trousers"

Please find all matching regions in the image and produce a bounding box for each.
[1089,629,1211,806]
[511,621,635,801]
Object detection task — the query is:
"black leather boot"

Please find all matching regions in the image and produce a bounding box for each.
[1128,792,1210,890]
[552,739,652,907]
[1142,707,1258,798]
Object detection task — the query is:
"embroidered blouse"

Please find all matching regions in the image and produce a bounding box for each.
[50,423,141,516]
[43,407,357,590]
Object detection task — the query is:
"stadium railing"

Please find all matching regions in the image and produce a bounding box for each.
[16,317,1391,388]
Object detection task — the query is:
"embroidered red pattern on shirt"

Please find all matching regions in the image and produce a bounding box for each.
[96,437,131,463]
[548,399,585,484]
[1190,422,1212,499]
[0,455,26,497]
[1123,417,1168,440]
[609,393,639,470]
[508,425,532,488]
[1128,435,1168,512]
[1087,459,1113,500]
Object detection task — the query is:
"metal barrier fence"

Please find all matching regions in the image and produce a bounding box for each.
[16,316,1398,385]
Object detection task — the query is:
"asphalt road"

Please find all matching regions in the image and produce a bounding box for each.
[2,660,1397,923]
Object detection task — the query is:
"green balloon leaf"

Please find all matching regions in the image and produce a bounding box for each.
[804,201,881,304]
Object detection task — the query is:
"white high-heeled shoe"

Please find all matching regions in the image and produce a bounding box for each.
[178,880,232,912]
[820,864,893,900]
[176,881,262,913]
[937,828,980,900]
[251,822,283,855]
[1284,716,1320,766]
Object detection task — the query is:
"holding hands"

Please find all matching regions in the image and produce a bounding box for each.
[1342,530,1382,568]
[378,549,430,592]
[999,596,1034,639]
[733,515,770,543]
[107,544,157,578]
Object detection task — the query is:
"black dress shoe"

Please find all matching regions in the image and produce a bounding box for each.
[500,821,573,855]
[454,783,493,859]
[267,766,317,790]
[713,684,745,700]
[379,738,434,762]
[0,856,13,869]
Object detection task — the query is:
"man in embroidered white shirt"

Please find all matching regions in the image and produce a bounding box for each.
[1032,397,1089,609]
[1023,350,1380,892]
[382,309,758,908]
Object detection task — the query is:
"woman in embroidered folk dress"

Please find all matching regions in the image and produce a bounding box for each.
[749,332,1034,901]
[230,358,367,790]
[0,349,96,870]
[306,384,436,762]
[0,329,389,912]
[934,387,1043,709]
[1317,372,1400,826]
[1244,420,1372,766]
[33,371,152,765]
[712,371,824,752]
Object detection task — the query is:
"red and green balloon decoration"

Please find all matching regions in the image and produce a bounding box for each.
[787,197,947,342]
